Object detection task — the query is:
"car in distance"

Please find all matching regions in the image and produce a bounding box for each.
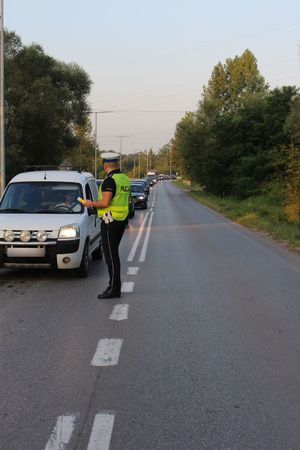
[131,179,150,198]
[130,183,147,209]
[0,170,102,277]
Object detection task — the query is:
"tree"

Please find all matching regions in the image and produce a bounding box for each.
[156,143,172,175]
[211,88,296,198]
[282,92,300,222]
[173,50,298,201]
[202,49,267,113]
[67,119,95,174]
[172,112,202,183]
[286,92,300,145]
[283,147,300,223]
[4,30,92,181]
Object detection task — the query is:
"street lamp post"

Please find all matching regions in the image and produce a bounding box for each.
[133,152,135,178]
[132,149,140,179]
[0,0,5,196]
[146,150,149,173]
[116,135,131,171]
[94,112,98,178]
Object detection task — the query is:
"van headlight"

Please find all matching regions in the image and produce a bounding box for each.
[36,231,48,242]
[58,224,80,240]
[20,230,31,242]
[4,230,15,242]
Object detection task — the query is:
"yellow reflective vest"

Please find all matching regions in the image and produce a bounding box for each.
[98,173,130,221]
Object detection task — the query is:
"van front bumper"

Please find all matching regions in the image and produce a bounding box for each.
[0,239,80,269]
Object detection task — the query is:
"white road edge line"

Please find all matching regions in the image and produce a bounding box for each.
[44,414,78,450]
[109,304,129,321]
[121,281,135,293]
[127,213,149,261]
[91,339,123,366]
[87,413,115,450]
[139,212,154,262]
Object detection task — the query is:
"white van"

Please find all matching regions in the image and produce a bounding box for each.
[0,170,102,277]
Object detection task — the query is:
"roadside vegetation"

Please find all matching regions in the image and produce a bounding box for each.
[174,180,300,252]
[168,49,300,251]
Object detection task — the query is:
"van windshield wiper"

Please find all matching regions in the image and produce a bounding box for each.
[33,209,72,214]
[0,208,28,213]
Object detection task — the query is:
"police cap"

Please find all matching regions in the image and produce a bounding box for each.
[101,152,120,163]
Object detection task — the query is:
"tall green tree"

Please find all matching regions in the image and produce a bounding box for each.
[172,112,204,183]
[202,49,267,113]
[286,92,300,145]
[4,30,92,181]
[156,143,172,175]
[281,92,300,222]
[67,119,95,174]
[173,50,297,199]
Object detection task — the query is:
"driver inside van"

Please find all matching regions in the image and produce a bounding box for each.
[56,191,81,212]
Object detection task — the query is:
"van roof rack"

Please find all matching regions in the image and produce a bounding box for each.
[23,165,85,173]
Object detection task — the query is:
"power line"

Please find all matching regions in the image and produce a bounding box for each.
[93,109,187,114]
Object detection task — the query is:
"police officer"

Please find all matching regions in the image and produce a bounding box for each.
[83,152,130,299]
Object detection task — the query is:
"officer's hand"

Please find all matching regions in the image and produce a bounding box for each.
[83,200,94,208]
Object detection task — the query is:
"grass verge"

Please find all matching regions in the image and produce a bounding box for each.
[173,181,300,253]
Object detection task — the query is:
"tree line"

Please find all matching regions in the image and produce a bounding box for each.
[170,49,300,223]
[4,30,95,180]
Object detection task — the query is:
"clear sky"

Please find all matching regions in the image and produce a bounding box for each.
[5,0,300,154]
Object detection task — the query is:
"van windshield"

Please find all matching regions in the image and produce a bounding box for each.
[0,182,84,214]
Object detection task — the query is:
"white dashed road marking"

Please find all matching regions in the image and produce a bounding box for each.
[127,266,139,275]
[87,413,115,450]
[44,414,78,450]
[109,304,129,321]
[91,339,123,366]
[121,281,135,293]
[139,212,154,262]
[127,213,149,261]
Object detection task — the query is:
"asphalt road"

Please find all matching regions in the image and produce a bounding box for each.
[0,181,299,450]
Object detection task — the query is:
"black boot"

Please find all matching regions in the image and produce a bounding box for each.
[97,288,121,299]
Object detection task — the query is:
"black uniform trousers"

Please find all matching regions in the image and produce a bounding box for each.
[101,218,127,293]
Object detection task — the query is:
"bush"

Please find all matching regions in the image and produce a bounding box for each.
[231,176,258,199]
[283,147,300,223]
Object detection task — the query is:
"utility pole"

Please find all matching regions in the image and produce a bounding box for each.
[138,152,141,178]
[94,112,98,178]
[132,149,140,179]
[90,110,114,178]
[146,150,149,173]
[133,152,136,178]
[116,135,131,170]
[0,0,5,196]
